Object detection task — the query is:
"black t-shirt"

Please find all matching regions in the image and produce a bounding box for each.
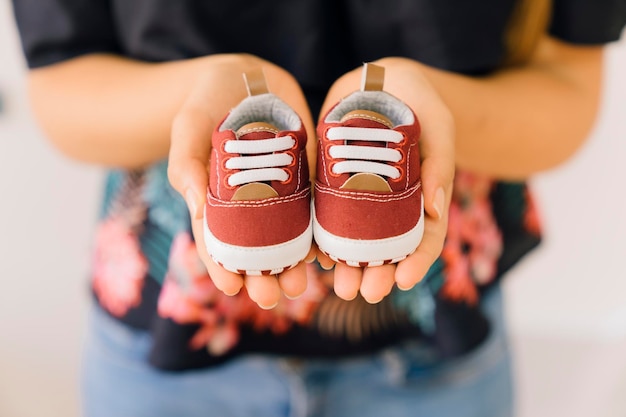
[11,0,626,371]
[14,0,626,114]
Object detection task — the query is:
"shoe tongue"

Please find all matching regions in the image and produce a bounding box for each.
[337,110,396,192]
[339,109,394,130]
[231,122,281,201]
[339,110,393,149]
[235,121,279,140]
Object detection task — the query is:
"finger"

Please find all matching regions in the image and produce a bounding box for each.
[419,125,455,221]
[279,262,308,299]
[333,263,362,301]
[168,108,214,219]
[360,264,396,304]
[395,251,432,291]
[395,217,446,290]
[245,274,281,310]
[304,245,317,263]
[191,217,244,296]
[205,258,245,296]
[315,248,336,270]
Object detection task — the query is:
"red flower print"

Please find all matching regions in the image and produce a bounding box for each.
[92,218,148,317]
[441,204,479,305]
[158,233,330,355]
[440,171,503,305]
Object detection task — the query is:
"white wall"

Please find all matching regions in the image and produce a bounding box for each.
[0,2,102,416]
[504,36,626,417]
[0,0,625,415]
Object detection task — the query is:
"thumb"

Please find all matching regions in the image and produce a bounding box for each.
[168,109,213,219]
[421,156,452,221]
[172,159,208,220]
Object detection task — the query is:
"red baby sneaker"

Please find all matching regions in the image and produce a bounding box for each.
[203,68,312,275]
[313,63,424,267]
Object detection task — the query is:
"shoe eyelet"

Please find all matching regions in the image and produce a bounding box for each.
[289,133,299,150]
[286,151,297,168]
[223,174,237,190]
[279,169,293,184]
[221,157,231,171]
[389,166,405,182]
[323,126,334,141]
[396,148,406,164]
[325,144,334,160]
[328,161,342,178]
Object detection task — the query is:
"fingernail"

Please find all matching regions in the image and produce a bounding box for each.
[433,187,445,220]
[223,287,241,297]
[185,188,199,218]
[258,301,279,310]
[284,292,303,301]
[320,261,335,271]
[397,283,414,291]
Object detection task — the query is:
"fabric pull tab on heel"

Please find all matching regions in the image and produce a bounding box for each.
[243,68,270,96]
[360,63,385,92]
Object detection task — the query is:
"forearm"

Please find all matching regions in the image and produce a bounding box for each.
[420,38,603,180]
[28,54,214,168]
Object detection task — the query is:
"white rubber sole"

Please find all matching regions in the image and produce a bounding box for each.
[203,216,313,276]
[312,196,424,267]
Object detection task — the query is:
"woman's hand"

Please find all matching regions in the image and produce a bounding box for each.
[317,57,456,303]
[168,54,316,309]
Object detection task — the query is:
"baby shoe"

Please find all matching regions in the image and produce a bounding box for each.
[203,68,312,275]
[313,63,424,267]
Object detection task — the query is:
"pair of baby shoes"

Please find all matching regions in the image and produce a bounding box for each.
[203,63,424,275]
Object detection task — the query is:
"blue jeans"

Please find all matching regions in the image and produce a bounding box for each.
[82,287,513,417]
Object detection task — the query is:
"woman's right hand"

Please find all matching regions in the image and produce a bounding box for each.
[167,54,316,309]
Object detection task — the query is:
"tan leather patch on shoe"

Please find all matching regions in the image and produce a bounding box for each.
[236,122,279,138]
[340,173,392,192]
[243,67,270,96]
[340,110,394,129]
[231,182,279,201]
[361,63,385,92]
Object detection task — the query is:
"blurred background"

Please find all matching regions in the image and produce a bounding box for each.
[0,1,625,415]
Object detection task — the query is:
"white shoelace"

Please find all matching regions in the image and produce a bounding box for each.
[224,136,295,186]
[327,126,403,179]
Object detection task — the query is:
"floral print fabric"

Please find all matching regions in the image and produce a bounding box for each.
[91,162,540,370]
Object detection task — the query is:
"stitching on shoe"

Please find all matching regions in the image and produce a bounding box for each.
[236,126,279,136]
[214,148,222,199]
[207,188,310,208]
[343,112,394,129]
[314,182,419,197]
[296,150,302,190]
[315,182,420,198]
[315,181,422,198]
[314,186,419,203]
[406,145,411,189]
[320,142,330,184]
